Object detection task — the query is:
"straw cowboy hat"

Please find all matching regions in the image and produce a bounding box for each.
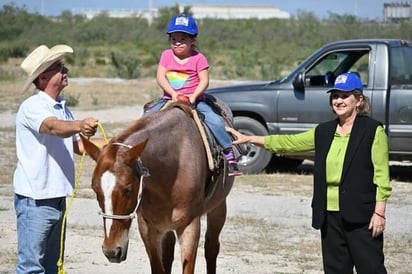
[20,44,73,93]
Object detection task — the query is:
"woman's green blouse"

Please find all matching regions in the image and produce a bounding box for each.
[264,126,391,210]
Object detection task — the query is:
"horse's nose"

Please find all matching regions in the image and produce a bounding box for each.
[102,245,126,263]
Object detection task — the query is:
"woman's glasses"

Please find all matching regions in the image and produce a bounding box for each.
[331,93,352,100]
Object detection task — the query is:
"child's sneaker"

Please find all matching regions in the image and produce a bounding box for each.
[228,161,242,176]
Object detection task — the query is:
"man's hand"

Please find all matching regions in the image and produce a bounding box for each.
[80,117,98,137]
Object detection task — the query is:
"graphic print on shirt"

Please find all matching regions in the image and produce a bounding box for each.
[166,71,190,90]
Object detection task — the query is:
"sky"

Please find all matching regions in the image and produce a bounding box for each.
[1,0,394,20]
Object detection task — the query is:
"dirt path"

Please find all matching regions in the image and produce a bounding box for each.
[1,179,411,273]
[0,106,144,128]
[0,183,317,274]
[1,104,411,273]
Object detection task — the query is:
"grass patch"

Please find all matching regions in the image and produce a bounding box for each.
[220,215,323,272]
[235,174,313,197]
[0,128,16,187]
[0,249,17,268]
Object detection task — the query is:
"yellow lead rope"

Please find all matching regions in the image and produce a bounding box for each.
[57,121,108,274]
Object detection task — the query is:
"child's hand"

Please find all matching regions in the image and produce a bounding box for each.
[177,94,190,103]
[188,94,197,104]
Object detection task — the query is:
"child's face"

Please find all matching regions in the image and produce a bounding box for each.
[169,32,195,57]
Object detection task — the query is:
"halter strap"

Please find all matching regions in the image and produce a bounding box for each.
[112,142,132,149]
[98,142,150,220]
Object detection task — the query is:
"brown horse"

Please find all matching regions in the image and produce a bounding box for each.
[81,102,234,274]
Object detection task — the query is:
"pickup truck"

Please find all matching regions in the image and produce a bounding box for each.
[207,39,412,173]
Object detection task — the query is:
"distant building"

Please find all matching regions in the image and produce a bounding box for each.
[188,5,290,20]
[71,8,157,21]
[384,2,412,23]
[71,4,290,21]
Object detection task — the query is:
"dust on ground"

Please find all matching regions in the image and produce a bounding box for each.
[0,79,411,273]
[1,178,411,274]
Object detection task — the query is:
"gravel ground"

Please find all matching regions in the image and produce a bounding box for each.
[0,106,144,128]
[0,106,411,273]
[1,180,411,274]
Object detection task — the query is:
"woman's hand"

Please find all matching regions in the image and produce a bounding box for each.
[369,212,386,237]
[226,127,250,144]
[226,127,266,147]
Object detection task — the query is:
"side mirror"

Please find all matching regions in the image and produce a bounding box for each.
[293,72,305,91]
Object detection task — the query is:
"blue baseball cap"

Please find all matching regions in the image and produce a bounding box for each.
[166,14,198,36]
[326,72,363,93]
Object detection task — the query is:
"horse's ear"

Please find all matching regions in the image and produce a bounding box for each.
[126,139,148,163]
[80,134,101,161]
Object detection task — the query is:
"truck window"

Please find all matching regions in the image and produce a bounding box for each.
[350,53,369,86]
[305,50,370,88]
[390,46,412,86]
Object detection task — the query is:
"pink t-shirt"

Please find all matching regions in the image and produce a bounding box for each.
[159,49,209,97]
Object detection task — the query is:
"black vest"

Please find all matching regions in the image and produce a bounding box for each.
[312,116,381,229]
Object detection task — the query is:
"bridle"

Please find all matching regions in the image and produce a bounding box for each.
[98,142,150,220]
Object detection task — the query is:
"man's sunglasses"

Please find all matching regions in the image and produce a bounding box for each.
[43,63,67,74]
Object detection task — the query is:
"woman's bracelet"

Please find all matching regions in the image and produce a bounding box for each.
[374,212,386,220]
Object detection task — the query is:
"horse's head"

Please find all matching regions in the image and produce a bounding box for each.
[81,135,148,263]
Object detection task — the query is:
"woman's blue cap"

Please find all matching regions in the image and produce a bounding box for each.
[326,72,363,93]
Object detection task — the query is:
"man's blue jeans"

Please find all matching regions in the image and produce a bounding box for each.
[14,194,66,274]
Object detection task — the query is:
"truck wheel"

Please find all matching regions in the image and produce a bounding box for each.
[233,116,272,174]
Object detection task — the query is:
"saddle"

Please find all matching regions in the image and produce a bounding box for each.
[143,95,245,173]
[200,94,246,171]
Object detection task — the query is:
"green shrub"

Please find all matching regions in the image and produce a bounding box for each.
[110,51,141,79]
[65,94,80,107]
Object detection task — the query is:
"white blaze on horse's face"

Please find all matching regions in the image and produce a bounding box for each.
[101,171,116,237]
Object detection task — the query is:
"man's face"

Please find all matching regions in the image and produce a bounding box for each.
[42,61,69,90]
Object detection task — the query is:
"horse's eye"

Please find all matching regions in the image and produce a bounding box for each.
[123,185,132,196]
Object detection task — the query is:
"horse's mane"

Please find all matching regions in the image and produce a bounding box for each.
[163,101,194,118]
[111,102,194,144]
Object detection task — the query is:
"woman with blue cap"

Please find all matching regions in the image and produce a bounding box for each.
[227,72,391,273]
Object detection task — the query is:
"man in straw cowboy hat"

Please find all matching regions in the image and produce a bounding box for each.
[13,44,102,273]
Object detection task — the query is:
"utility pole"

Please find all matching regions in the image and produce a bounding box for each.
[354,0,358,17]
[148,0,154,25]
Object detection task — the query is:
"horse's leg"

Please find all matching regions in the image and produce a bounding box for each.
[176,216,201,274]
[161,230,176,273]
[205,201,227,274]
[138,214,166,274]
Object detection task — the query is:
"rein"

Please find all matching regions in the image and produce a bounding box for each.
[58,121,109,274]
[98,142,150,220]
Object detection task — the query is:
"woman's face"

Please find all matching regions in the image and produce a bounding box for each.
[169,32,195,58]
[330,91,362,118]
